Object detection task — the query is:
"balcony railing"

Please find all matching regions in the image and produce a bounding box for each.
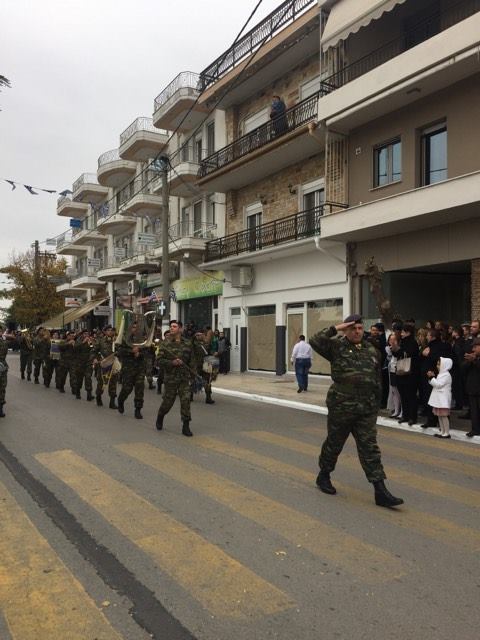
[73,173,100,193]
[98,148,120,168]
[204,204,346,262]
[170,143,206,168]
[321,0,480,95]
[199,91,320,178]
[56,232,72,250]
[199,0,316,92]
[154,71,201,111]
[169,221,217,241]
[119,117,167,147]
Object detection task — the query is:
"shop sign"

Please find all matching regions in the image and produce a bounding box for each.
[137,233,157,246]
[94,305,110,316]
[65,297,82,308]
[87,258,101,268]
[114,247,127,258]
[69,218,82,229]
[172,271,224,301]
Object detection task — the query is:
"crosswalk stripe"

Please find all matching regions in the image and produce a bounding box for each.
[0,481,122,640]
[36,450,293,619]
[246,431,480,509]
[191,436,480,552]
[117,442,406,583]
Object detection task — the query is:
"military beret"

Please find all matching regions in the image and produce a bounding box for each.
[344,314,363,324]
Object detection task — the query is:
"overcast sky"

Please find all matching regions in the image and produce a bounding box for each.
[0,0,281,302]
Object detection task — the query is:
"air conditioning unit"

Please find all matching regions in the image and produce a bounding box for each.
[128,279,140,295]
[231,265,253,288]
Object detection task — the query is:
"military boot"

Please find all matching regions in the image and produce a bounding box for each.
[205,392,215,405]
[75,390,81,400]
[373,480,404,508]
[21,372,25,380]
[316,471,336,495]
[117,394,126,414]
[157,381,162,395]
[134,401,143,420]
[96,395,103,407]
[27,374,31,381]
[86,391,94,402]
[156,411,165,431]
[0,404,5,418]
[182,419,193,437]
[109,396,117,410]
[58,386,65,393]
[34,377,39,384]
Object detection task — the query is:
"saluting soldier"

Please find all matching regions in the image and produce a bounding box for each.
[310,314,404,508]
[0,332,9,417]
[92,325,118,409]
[116,322,146,419]
[18,329,33,381]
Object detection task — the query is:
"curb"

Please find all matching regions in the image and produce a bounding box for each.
[212,386,480,446]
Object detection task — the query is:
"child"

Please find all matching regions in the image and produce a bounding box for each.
[427,357,453,439]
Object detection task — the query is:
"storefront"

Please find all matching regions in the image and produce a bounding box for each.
[173,271,224,330]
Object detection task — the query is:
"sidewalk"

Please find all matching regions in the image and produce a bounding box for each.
[213,371,480,445]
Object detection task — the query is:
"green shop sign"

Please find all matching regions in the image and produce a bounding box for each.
[172,271,224,301]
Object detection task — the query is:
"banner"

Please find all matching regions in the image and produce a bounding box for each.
[172,271,224,301]
[65,298,82,308]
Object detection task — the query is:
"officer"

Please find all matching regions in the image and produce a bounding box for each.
[310,314,404,508]
[92,325,118,409]
[18,329,33,381]
[116,322,146,419]
[155,320,196,437]
[0,332,9,417]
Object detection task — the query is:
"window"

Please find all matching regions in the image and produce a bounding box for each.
[421,123,447,185]
[181,206,190,235]
[300,75,321,100]
[303,187,325,210]
[374,139,402,187]
[207,196,216,226]
[246,204,263,252]
[207,122,215,156]
[244,108,269,134]
[194,137,203,163]
[193,201,202,234]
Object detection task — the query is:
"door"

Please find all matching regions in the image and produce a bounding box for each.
[287,312,304,372]
[230,315,241,372]
[247,211,262,252]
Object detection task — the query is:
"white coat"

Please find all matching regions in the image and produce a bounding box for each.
[428,357,453,409]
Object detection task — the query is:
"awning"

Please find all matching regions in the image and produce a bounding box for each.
[321,0,407,51]
[43,297,108,329]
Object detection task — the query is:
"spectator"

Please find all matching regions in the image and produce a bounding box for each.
[386,333,402,419]
[451,326,466,410]
[459,319,479,419]
[420,329,453,428]
[291,335,313,393]
[392,322,420,425]
[217,332,231,374]
[427,357,453,439]
[270,95,288,137]
[462,337,480,437]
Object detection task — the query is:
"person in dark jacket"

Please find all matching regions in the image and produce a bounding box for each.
[392,322,420,425]
[462,338,480,437]
[270,95,287,137]
[420,329,454,428]
[451,326,466,410]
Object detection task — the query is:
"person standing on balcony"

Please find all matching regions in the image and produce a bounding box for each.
[291,335,313,393]
[270,95,287,137]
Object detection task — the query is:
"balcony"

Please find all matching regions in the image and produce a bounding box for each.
[56,195,89,219]
[167,221,217,259]
[69,228,107,247]
[119,242,160,273]
[204,204,335,263]
[56,233,88,257]
[96,209,137,235]
[97,149,137,188]
[72,173,108,203]
[320,171,480,243]
[56,270,86,297]
[119,117,169,162]
[168,145,204,197]
[119,187,164,218]
[96,256,132,283]
[153,72,208,132]
[197,92,323,192]
[71,267,105,290]
[318,0,480,130]
[198,0,319,108]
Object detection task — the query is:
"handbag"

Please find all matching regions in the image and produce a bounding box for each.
[395,353,411,376]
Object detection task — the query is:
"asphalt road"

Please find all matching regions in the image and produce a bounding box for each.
[1,353,479,640]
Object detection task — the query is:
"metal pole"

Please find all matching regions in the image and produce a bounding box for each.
[160,156,171,331]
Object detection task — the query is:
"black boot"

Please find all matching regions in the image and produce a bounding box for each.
[34,377,39,384]
[134,402,143,420]
[58,387,65,393]
[21,372,25,380]
[109,396,117,410]
[27,374,31,381]
[75,390,81,400]
[182,419,193,437]
[96,395,103,407]
[205,395,215,404]
[373,480,404,508]
[117,395,125,414]
[156,411,164,431]
[86,391,94,402]
[316,471,336,495]
[157,382,162,395]
[0,404,5,418]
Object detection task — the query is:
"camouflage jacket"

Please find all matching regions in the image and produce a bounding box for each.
[309,326,381,414]
[116,341,146,366]
[157,337,198,384]
[92,336,115,361]
[0,339,8,362]
[59,341,75,363]
[18,335,33,354]
[74,338,94,364]
[33,337,50,360]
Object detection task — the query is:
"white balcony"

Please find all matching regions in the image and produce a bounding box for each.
[119,244,160,273]
[318,8,480,131]
[153,72,208,132]
[164,221,217,260]
[71,268,105,290]
[96,212,137,235]
[119,117,169,162]
[69,228,107,247]
[72,173,109,203]
[320,170,480,243]
[168,146,203,197]
[120,191,164,218]
[56,234,88,257]
[56,196,89,219]
[56,281,86,297]
[96,257,132,283]
[97,149,137,188]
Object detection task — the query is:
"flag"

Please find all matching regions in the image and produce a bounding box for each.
[24,185,38,195]
[5,180,16,190]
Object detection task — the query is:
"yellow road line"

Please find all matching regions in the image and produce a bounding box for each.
[0,481,122,640]
[117,442,406,583]
[246,431,480,509]
[36,450,293,620]
[192,436,480,552]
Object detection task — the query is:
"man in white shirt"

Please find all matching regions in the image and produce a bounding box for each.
[291,335,313,393]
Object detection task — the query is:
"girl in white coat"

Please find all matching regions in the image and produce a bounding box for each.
[427,357,453,439]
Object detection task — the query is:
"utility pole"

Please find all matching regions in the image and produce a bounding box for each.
[159,155,170,330]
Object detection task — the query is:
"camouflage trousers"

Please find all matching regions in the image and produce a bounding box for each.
[95,366,118,398]
[33,358,43,381]
[43,358,58,387]
[159,380,192,421]
[71,362,93,394]
[20,352,32,376]
[57,361,73,391]
[118,363,145,408]
[0,371,7,404]
[145,353,154,384]
[319,409,386,483]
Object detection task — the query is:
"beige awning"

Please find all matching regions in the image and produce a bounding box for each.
[43,297,108,329]
[321,0,408,51]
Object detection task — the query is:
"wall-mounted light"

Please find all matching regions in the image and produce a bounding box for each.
[288,184,297,195]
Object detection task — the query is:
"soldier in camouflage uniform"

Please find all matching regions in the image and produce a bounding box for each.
[144,344,156,390]
[18,330,33,381]
[0,335,9,417]
[71,330,94,401]
[32,328,50,384]
[57,331,76,393]
[156,320,197,436]
[310,314,404,508]
[116,322,146,419]
[92,326,118,409]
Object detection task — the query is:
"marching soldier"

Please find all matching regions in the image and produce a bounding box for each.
[193,331,217,405]
[116,322,146,419]
[144,343,156,390]
[92,325,118,409]
[0,332,9,417]
[72,330,94,401]
[32,328,50,385]
[310,315,404,508]
[155,320,197,437]
[57,331,76,393]
[18,329,33,381]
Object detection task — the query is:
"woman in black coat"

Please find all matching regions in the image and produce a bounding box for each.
[420,329,454,427]
[393,322,420,425]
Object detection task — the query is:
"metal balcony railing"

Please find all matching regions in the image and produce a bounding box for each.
[98,148,120,168]
[73,173,100,193]
[169,221,217,241]
[56,233,72,249]
[98,256,125,270]
[321,0,480,96]
[204,204,346,262]
[154,71,201,111]
[199,0,316,92]
[119,117,167,147]
[73,267,100,279]
[198,91,320,178]
[170,143,207,168]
